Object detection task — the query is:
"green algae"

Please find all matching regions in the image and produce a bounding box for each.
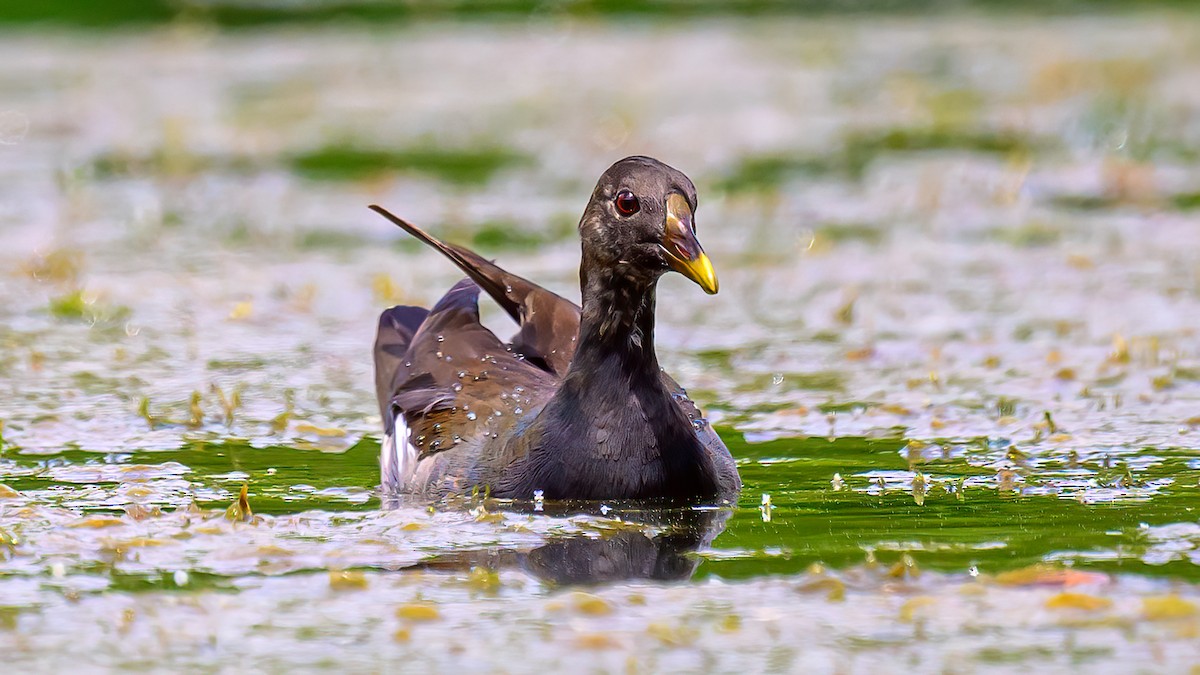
[288,146,529,185]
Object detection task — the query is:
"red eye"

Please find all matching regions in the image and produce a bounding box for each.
[615,190,640,215]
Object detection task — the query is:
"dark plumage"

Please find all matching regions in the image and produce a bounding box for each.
[372,156,740,503]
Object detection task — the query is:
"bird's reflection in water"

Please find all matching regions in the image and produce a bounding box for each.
[386,497,731,585]
[520,506,730,584]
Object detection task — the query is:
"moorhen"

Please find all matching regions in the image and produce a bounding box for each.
[372,156,740,502]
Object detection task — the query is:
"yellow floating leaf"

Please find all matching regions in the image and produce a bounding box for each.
[994,564,1107,587]
[571,592,613,616]
[372,274,405,305]
[845,347,875,361]
[465,567,501,594]
[187,390,205,428]
[122,537,166,548]
[473,510,504,524]
[69,517,124,529]
[225,483,252,523]
[1143,595,1198,621]
[899,596,935,622]
[1045,592,1112,611]
[1066,254,1094,269]
[646,622,697,647]
[575,632,621,649]
[124,504,161,521]
[228,300,253,320]
[124,485,154,498]
[396,603,440,622]
[294,422,348,437]
[0,484,20,499]
[912,472,928,506]
[329,570,368,591]
[797,576,845,601]
[1109,334,1130,364]
[393,628,411,642]
[716,614,741,633]
[887,554,920,580]
[256,545,295,556]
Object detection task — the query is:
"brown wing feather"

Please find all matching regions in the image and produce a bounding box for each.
[370,205,581,375]
[392,279,555,461]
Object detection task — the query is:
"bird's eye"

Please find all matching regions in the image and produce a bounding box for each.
[614,190,640,216]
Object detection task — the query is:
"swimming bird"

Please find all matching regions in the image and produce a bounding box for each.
[372,156,740,502]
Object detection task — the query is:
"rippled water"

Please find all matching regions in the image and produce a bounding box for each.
[3,13,1200,671]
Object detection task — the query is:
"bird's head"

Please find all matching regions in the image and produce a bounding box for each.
[579,156,718,295]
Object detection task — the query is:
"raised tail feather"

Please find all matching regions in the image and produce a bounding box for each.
[369,205,581,375]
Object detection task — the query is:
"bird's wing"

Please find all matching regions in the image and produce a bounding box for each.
[369,205,581,375]
[660,371,742,496]
[390,279,557,462]
[374,305,430,421]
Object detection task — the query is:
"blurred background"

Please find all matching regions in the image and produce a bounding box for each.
[3,1,1200,671]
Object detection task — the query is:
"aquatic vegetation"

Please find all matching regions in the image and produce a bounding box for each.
[2,14,1200,671]
[288,145,529,185]
[716,126,1041,193]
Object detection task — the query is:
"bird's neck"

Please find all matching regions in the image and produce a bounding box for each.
[524,262,716,501]
[568,264,661,382]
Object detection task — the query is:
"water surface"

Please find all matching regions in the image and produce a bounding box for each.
[2,14,1200,672]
